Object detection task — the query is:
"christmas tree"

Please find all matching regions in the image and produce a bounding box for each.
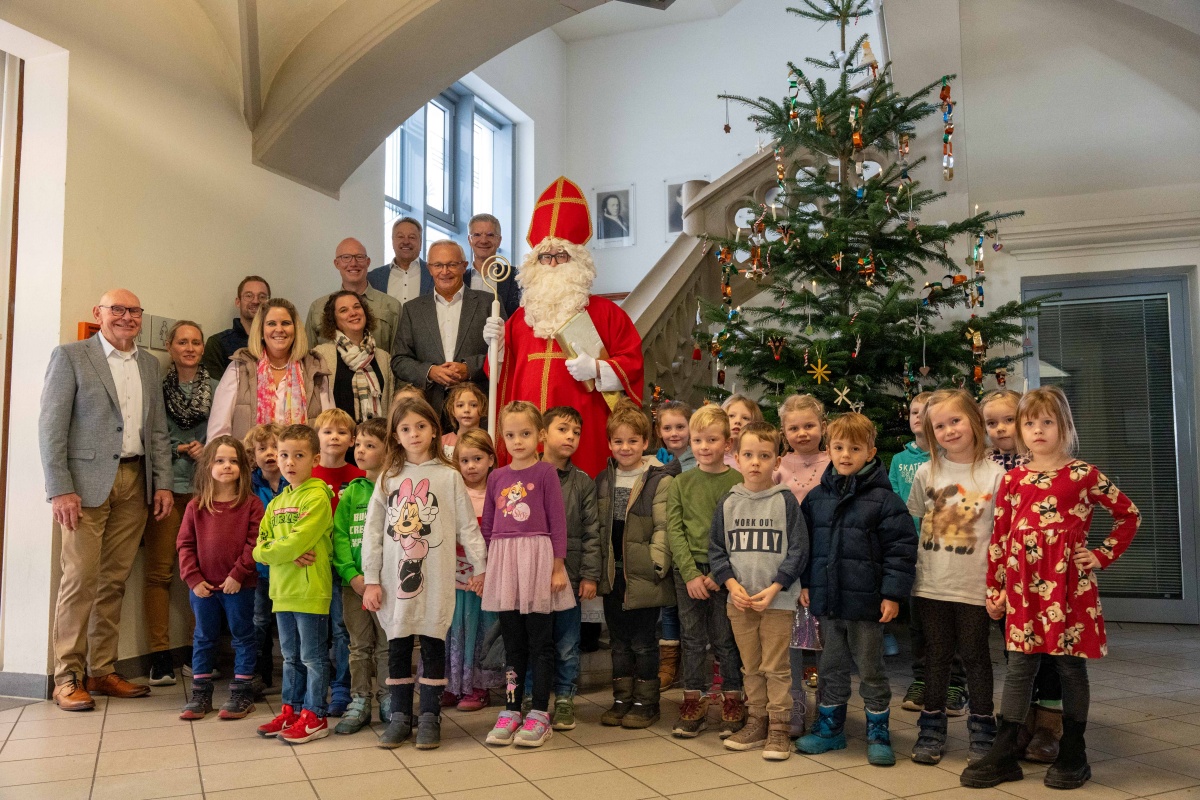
[698,0,1043,455]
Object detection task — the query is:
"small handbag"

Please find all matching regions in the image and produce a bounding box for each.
[790,604,823,651]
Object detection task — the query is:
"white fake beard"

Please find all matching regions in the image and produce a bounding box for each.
[518,240,596,340]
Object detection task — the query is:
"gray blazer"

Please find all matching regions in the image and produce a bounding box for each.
[389,287,502,415]
[39,335,173,507]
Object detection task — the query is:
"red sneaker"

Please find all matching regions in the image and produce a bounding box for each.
[257,704,300,738]
[457,688,490,712]
[278,708,330,745]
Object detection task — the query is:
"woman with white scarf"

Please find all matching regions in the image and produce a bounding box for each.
[314,290,394,433]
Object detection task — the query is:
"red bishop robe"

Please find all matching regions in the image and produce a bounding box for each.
[494,297,643,478]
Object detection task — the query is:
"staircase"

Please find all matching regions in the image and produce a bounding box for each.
[622,146,783,406]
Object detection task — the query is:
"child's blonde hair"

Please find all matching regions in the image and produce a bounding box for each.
[921,389,987,472]
[454,428,497,468]
[826,412,877,449]
[383,397,453,478]
[736,421,782,454]
[444,383,487,431]
[722,393,764,422]
[193,436,253,513]
[779,393,827,425]
[690,404,731,437]
[911,390,934,409]
[314,408,356,433]
[243,422,282,455]
[498,400,544,433]
[1016,386,1078,456]
[606,398,651,441]
[980,389,1022,413]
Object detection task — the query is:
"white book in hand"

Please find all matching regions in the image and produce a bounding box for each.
[553,311,608,393]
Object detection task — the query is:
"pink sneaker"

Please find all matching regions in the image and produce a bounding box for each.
[457,688,490,712]
[516,709,552,747]
[486,710,522,746]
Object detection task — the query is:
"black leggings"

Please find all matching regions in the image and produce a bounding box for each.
[499,610,554,713]
[388,635,446,682]
[913,597,994,715]
[1002,652,1088,724]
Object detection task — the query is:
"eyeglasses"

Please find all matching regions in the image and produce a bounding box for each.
[240,292,269,302]
[537,251,572,265]
[335,254,370,263]
[99,305,144,318]
[429,261,466,272]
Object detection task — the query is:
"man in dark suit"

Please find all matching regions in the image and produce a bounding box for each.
[39,289,174,710]
[390,240,503,418]
[464,213,520,318]
[368,216,431,306]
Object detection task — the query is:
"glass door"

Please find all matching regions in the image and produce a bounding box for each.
[1023,269,1200,624]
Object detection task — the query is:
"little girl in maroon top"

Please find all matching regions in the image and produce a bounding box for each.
[177,436,264,721]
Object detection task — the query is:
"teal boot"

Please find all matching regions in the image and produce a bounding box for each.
[795,704,847,754]
[866,708,896,766]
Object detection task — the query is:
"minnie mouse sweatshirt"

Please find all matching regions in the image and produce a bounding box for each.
[362,459,487,639]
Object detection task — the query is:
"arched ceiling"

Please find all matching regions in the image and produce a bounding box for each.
[191,0,607,195]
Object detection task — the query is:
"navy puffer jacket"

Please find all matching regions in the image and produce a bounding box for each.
[800,459,917,621]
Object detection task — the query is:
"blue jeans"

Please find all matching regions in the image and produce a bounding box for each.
[660,604,680,642]
[278,611,329,716]
[818,617,890,712]
[328,576,351,703]
[525,603,582,700]
[190,587,257,679]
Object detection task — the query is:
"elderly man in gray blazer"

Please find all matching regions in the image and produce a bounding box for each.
[39,289,174,710]
[390,240,504,421]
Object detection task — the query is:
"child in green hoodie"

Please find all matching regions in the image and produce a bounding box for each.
[331,417,390,735]
[252,424,335,745]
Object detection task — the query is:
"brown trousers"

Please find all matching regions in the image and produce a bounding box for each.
[342,585,389,701]
[143,491,191,653]
[54,460,149,685]
[728,605,794,715]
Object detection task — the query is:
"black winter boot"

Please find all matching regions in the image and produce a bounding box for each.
[622,678,661,729]
[601,677,635,726]
[218,679,257,719]
[378,681,414,749]
[1044,718,1090,790]
[960,717,1024,788]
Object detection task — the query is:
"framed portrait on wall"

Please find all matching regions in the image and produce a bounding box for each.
[664,174,708,241]
[591,184,635,249]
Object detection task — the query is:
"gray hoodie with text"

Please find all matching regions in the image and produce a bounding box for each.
[708,483,809,612]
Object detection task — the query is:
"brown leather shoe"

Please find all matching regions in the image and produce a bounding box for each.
[86,672,151,698]
[1023,706,1062,763]
[54,679,96,711]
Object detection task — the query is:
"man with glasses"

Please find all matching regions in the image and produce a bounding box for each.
[463,213,520,317]
[40,289,175,710]
[390,240,502,418]
[483,177,644,478]
[201,275,271,378]
[306,238,402,348]
[368,217,431,306]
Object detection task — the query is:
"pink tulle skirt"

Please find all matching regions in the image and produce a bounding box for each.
[481,535,576,615]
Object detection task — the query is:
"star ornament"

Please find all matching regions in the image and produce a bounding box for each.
[834,385,852,406]
[808,358,832,384]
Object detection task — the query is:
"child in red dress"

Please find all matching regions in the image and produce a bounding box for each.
[962,386,1140,791]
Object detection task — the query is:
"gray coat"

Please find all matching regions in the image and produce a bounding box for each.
[389,287,502,415]
[558,462,601,591]
[39,335,173,507]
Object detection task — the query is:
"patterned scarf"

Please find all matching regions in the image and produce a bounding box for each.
[335,330,383,421]
[162,364,213,429]
[255,354,308,426]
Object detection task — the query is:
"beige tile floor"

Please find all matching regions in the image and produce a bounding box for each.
[2,622,1200,800]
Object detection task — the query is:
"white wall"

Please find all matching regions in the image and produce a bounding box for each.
[563,0,845,294]
[0,0,385,677]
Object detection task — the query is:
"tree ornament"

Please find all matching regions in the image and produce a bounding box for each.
[815,107,824,130]
[940,76,955,180]
[833,251,844,271]
[834,385,852,406]
[723,96,731,134]
[861,39,878,79]
[767,335,787,360]
[807,357,832,384]
[995,367,1008,388]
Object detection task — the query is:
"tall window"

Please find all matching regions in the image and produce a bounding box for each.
[384,86,514,261]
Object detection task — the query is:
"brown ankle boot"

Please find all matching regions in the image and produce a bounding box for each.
[763,711,792,760]
[657,641,680,688]
[1024,706,1062,763]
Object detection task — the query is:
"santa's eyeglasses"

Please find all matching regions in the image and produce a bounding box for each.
[536,251,572,265]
